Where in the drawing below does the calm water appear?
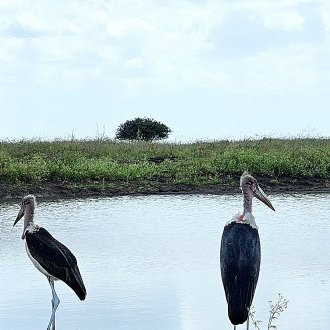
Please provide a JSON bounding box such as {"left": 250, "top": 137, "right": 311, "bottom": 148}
{"left": 0, "top": 193, "right": 329, "bottom": 330}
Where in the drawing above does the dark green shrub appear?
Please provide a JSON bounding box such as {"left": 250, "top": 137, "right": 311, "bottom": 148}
{"left": 115, "top": 117, "right": 171, "bottom": 141}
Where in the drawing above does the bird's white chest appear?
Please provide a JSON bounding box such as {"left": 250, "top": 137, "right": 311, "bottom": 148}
{"left": 25, "top": 240, "right": 58, "bottom": 281}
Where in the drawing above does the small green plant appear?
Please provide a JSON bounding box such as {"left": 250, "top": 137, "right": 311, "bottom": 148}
{"left": 268, "top": 294, "right": 289, "bottom": 329}
{"left": 249, "top": 306, "right": 262, "bottom": 330}
{"left": 249, "top": 294, "right": 289, "bottom": 329}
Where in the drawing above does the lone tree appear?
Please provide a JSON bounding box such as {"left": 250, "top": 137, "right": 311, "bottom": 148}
{"left": 115, "top": 117, "right": 171, "bottom": 141}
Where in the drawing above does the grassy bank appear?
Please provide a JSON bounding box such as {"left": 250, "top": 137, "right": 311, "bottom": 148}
{"left": 0, "top": 137, "right": 329, "bottom": 198}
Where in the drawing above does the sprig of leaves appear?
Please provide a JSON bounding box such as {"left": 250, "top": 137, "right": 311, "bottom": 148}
{"left": 268, "top": 294, "right": 289, "bottom": 329}
{"left": 249, "top": 305, "right": 262, "bottom": 330}
{"left": 249, "top": 293, "right": 288, "bottom": 330}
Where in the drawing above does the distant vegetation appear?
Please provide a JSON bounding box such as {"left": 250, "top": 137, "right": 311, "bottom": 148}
{"left": 0, "top": 137, "right": 329, "bottom": 197}
{"left": 115, "top": 117, "right": 171, "bottom": 141}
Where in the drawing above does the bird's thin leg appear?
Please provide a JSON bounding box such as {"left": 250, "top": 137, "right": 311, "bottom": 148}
{"left": 47, "top": 277, "right": 60, "bottom": 330}
{"left": 234, "top": 325, "right": 236, "bottom": 330}
{"left": 49, "top": 298, "right": 56, "bottom": 330}
{"left": 246, "top": 314, "right": 249, "bottom": 330}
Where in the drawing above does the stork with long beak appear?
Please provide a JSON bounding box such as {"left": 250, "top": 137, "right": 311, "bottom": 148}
{"left": 13, "top": 195, "right": 86, "bottom": 330}
{"left": 220, "top": 172, "right": 275, "bottom": 329}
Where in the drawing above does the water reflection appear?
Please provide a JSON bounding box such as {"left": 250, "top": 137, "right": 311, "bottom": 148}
{"left": 0, "top": 193, "right": 329, "bottom": 329}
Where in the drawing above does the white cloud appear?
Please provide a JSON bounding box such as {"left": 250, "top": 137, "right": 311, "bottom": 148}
{"left": 125, "top": 58, "right": 146, "bottom": 70}
{"left": 0, "top": 0, "right": 326, "bottom": 94}
{"left": 0, "top": 0, "right": 329, "bottom": 140}
{"left": 261, "top": 11, "right": 305, "bottom": 31}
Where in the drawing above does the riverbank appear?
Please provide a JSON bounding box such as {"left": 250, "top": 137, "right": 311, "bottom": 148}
{"left": 0, "top": 138, "right": 329, "bottom": 199}
{"left": 0, "top": 176, "right": 329, "bottom": 200}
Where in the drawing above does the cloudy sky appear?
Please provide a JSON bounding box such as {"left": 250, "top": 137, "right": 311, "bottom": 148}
{"left": 0, "top": 0, "right": 329, "bottom": 141}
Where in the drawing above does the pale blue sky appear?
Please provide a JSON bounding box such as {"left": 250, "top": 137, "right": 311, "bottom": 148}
{"left": 0, "top": 0, "right": 329, "bottom": 142}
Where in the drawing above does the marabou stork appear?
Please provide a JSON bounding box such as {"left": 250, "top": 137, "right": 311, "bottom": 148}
{"left": 220, "top": 172, "right": 275, "bottom": 329}
{"left": 13, "top": 195, "right": 86, "bottom": 330}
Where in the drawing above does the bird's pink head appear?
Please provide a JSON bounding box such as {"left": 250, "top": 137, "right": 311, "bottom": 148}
{"left": 240, "top": 172, "right": 275, "bottom": 213}
{"left": 13, "top": 194, "right": 37, "bottom": 239}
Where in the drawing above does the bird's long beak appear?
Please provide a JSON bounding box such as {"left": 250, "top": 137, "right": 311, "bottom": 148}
{"left": 253, "top": 185, "right": 275, "bottom": 211}
{"left": 13, "top": 205, "right": 24, "bottom": 227}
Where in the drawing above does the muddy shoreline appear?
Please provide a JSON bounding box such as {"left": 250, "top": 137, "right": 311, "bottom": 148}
{"left": 1, "top": 176, "right": 329, "bottom": 200}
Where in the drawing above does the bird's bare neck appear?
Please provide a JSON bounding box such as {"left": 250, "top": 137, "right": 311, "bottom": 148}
{"left": 23, "top": 206, "right": 35, "bottom": 238}
{"left": 25, "top": 207, "right": 35, "bottom": 223}
{"left": 243, "top": 189, "right": 253, "bottom": 214}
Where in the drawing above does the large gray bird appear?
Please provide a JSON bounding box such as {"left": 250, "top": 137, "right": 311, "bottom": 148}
{"left": 13, "top": 195, "right": 86, "bottom": 330}
{"left": 220, "top": 172, "right": 275, "bottom": 329}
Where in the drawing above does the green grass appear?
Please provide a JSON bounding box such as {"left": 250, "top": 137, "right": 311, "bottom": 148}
{"left": 0, "top": 137, "right": 329, "bottom": 194}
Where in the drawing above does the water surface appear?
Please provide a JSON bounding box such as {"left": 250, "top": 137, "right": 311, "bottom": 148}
{"left": 0, "top": 193, "right": 329, "bottom": 329}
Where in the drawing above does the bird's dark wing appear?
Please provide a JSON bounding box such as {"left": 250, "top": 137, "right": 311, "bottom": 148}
{"left": 26, "top": 227, "right": 86, "bottom": 300}
{"left": 220, "top": 222, "right": 260, "bottom": 325}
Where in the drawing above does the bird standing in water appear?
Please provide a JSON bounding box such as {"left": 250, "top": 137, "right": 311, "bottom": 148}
{"left": 13, "top": 195, "right": 86, "bottom": 330}
{"left": 220, "top": 172, "right": 275, "bottom": 329}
